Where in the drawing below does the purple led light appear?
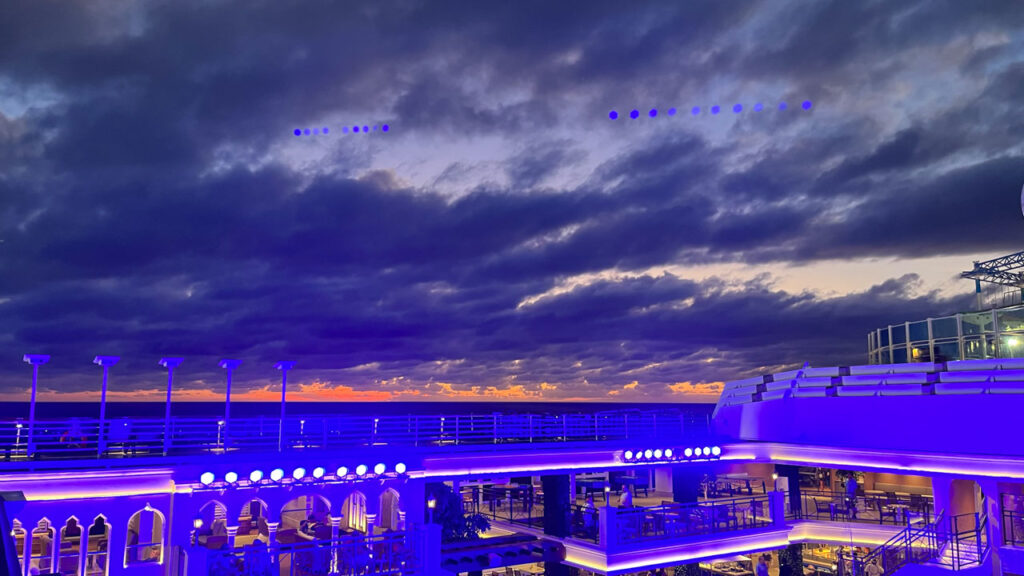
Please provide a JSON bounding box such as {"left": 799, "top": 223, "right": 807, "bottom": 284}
{"left": 323, "top": 127, "right": 329, "bottom": 134}
{"left": 649, "top": 108, "right": 658, "bottom": 118}
{"left": 353, "top": 126, "right": 359, "bottom": 133}
{"left": 711, "top": 105, "right": 720, "bottom": 115}
{"left": 313, "top": 128, "right": 319, "bottom": 134}
{"left": 802, "top": 100, "right": 813, "bottom": 110}
{"left": 362, "top": 126, "right": 368, "bottom": 132}
{"left": 293, "top": 129, "right": 301, "bottom": 136}
{"left": 343, "top": 126, "right": 349, "bottom": 133}
{"left": 779, "top": 102, "right": 787, "bottom": 110}
{"left": 733, "top": 104, "right": 742, "bottom": 113}
{"left": 691, "top": 106, "right": 701, "bottom": 115}
{"left": 303, "top": 129, "right": 310, "bottom": 135}
{"left": 382, "top": 124, "right": 389, "bottom": 132}
{"left": 609, "top": 110, "right": 619, "bottom": 120}
{"left": 754, "top": 102, "right": 763, "bottom": 112}
{"left": 668, "top": 107, "right": 677, "bottom": 116}
{"left": 630, "top": 109, "right": 639, "bottom": 119}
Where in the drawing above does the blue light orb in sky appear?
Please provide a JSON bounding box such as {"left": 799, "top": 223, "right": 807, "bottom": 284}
{"left": 733, "top": 104, "right": 743, "bottom": 113}
{"left": 609, "top": 110, "right": 618, "bottom": 120}
{"left": 802, "top": 100, "right": 813, "bottom": 110}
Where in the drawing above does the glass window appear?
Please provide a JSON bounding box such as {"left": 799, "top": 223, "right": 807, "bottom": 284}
{"left": 880, "top": 329, "right": 890, "bottom": 347}
{"left": 892, "top": 325, "right": 907, "bottom": 345}
{"left": 999, "top": 334, "right": 1024, "bottom": 358}
{"left": 909, "top": 321, "right": 929, "bottom": 342}
{"left": 880, "top": 349, "right": 891, "bottom": 364}
{"left": 998, "top": 308, "right": 1024, "bottom": 332}
{"left": 911, "top": 345, "right": 931, "bottom": 362}
{"left": 931, "top": 317, "right": 958, "bottom": 340}
{"left": 962, "top": 312, "right": 993, "bottom": 335}
{"left": 932, "top": 341, "right": 961, "bottom": 362}
{"left": 893, "top": 348, "right": 908, "bottom": 363}
{"left": 963, "top": 338, "right": 986, "bottom": 360}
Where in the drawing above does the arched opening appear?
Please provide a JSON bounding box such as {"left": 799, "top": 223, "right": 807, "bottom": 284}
{"left": 11, "top": 519, "right": 25, "bottom": 576}
{"left": 58, "top": 516, "right": 83, "bottom": 575}
{"left": 85, "top": 516, "right": 110, "bottom": 575}
{"left": 342, "top": 491, "right": 367, "bottom": 533}
{"left": 380, "top": 488, "right": 401, "bottom": 531}
{"left": 124, "top": 506, "right": 164, "bottom": 566}
{"left": 28, "top": 519, "right": 54, "bottom": 575}
{"left": 195, "top": 500, "right": 228, "bottom": 549}
{"left": 236, "top": 499, "right": 270, "bottom": 548}
{"left": 279, "top": 495, "right": 331, "bottom": 542}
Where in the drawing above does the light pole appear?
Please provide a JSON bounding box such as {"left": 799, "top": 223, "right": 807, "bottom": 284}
{"left": 158, "top": 358, "right": 183, "bottom": 455}
{"left": 427, "top": 498, "right": 436, "bottom": 524}
{"left": 218, "top": 359, "right": 242, "bottom": 450}
{"left": 274, "top": 361, "right": 295, "bottom": 452}
{"left": 93, "top": 356, "right": 120, "bottom": 454}
{"left": 22, "top": 354, "right": 50, "bottom": 456}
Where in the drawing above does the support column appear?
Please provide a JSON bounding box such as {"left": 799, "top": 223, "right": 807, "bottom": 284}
{"left": 21, "top": 528, "right": 31, "bottom": 576}
{"left": 329, "top": 516, "right": 341, "bottom": 573}
{"left": 776, "top": 464, "right": 802, "bottom": 516}
{"left": 226, "top": 525, "right": 238, "bottom": 549}
{"left": 366, "top": 513, "right": 377, "bottom": 536}
{"left": 778, "top": 543, "right": 804, "bottom": 576}
{"left": 672, "top": 464, "right": 704, "bottom": 503}
{"left": 77, "top": 526, "right": 88, "bottom": 576}
{"left": 978, "top": 479, "right": 1002, "bottom": 576}
{"left": 274, "top": 361, "right": 295, "bottom": 452}
{"left": 218, "top": 359, "right": 242, "bottom": 450}
{"left": 542, "top": 474, "right": 571, "bottom": 576}
{"left": 49, "top": 526, "right": 60, "bottom": 575}
{"left": 266, "top": 522, "right": 279, "bottom": 564}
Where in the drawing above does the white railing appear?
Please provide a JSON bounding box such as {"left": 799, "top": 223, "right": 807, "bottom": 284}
{"left": 0, "top": 408, "right": 708, "bottom": 461}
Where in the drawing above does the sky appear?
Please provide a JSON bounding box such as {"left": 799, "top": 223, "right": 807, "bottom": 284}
{"left": 1, "top": 0, "right": 1024, "bottom": 404}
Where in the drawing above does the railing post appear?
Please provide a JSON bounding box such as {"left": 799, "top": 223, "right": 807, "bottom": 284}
{"left": 414, "top": 416, "right": 419, "bottom": 447}
{"left": 623, "top": 413, "right": 628, "bottom": 439}
{"left": 455, "top": 416, "right": 460, "bottom": 445}
{"left": 528, "top": 415, "right": 533, "bottom": 443}
{"left": 493, "top": 413, "right": 498, "bottom": 444}
{"left": 563, "top": 414, "right": 568, "bottom": 441}
{"left": 593, "top": 413, "right": 599, "bottom": 441}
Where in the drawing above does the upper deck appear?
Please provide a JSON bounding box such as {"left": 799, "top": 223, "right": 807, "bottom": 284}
{"left": 0, "top": 407, "right": 714, "bottom": 472}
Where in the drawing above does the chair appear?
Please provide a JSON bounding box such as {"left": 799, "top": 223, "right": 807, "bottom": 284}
{"left": 875, "top": 499, "right": 898, "bottom": 524}
{"left": 813, "top": 499, "right": 832, "bottom": 520}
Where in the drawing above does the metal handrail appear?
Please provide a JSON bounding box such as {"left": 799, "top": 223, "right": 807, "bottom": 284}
{"left": 0, "top": 408, "right": 709, "bottom": 461}
{"left": 612, "top": 494, "right": 775, "bottom": 545}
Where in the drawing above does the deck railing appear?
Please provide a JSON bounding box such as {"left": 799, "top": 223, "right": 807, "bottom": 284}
{"left": 0, "top": 408, "right": 709, "bottom": 461}
{"left": 609, "top": 493, "right": 776, "bottom": 546}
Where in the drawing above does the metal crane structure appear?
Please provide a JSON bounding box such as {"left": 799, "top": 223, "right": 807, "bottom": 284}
{"left": 961, "top": 249, "right": 1024, "bottom": 310}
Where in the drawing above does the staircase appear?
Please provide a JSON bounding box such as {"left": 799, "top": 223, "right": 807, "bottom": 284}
{"left": 838, "top": 512, "right": 989, "bottom": 576}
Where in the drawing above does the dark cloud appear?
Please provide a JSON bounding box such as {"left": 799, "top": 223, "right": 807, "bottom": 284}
{"left": 0, "top": 0, "right": 1022, "bottom": 400}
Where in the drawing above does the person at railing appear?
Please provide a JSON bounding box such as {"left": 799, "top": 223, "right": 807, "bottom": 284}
{"left": 845, "top": 476, "right": 859, "bottom": 520}
{"left": 864, "top": 559, "right": 881, "bottom": 576}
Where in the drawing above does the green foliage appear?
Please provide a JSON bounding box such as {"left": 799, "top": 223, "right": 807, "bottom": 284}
{"left": 426, "top": 483, "right": 491, "bottom": 543}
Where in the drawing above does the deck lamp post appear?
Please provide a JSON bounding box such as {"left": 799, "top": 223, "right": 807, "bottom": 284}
{"left": 772, "top": 472, "right": 779, "bottom": 491}
{"left": 93, "top": 356, "right": 120, "bottom": 454}
{"left": 604, "top": 485, "right": 611, "bottom": 506}
{"left": 191, "top": 515, "right": 203, "bottom": 546}
{"left": 427, "top": 498, "right": 436, "bottom": 523}
{"left": 158, "top": 358, "right": 184, "bottom": 455}
{"left": 219, "top": 359, "right": 242, "bottom": 450}
{"left": 274, "top": 361, "right": 295, "bottom": 451}
{"left": 22, "top": 354, "right": 50, "bottom": 456}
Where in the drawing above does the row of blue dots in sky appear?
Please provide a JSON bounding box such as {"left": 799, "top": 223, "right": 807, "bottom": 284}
{"left": 609, "top": 101, "right": 812, "bottom": 120}
{"left": 293, "top": 124, "right": 390, "bottom": 136}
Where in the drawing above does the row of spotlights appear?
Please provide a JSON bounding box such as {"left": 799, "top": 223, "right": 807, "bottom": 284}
{"left": 622, "top": 446, "right": 721, "bottom": 462}
{"left": 199, "top": 462, "right": 408, "bottom": 486}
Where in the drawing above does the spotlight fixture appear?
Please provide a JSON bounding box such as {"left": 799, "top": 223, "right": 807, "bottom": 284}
{"left": 665, "top": 448, "right": 674, "bottom": 458}
{"left": 224, "top": 471, "right": 238, "bottom": 484}
{"left": 654, "top": 449, "right": 663, "bottom": 459}
{"left": 336, "top": 466, "right": 348, "bottom": 477}
{"left": 249, "top": 470, "right": 264, "bottom": 483}
{"left": 702, "top": 446, "right": 711, "bottom": 456}
{"left": 624, "top": 450, "right": 634, "bottom": 460}
{"left": 356, "top": 464, "right": 368, "bottom": 476}
{"left": 270, "top": 468, "right": 285, "bottom": 482}
{"left": 374, "top": 463, "right": 386, "bottom": 475}
{"left": 312, "top": 467, "right": 325, "bottom": 479}
{"left": 644, "top": 449, "right": 653, "bottom": 459}
{"left": 711, "top": 446, "right": 721, "bottom": 456}
{"left": 395, "top": 463, "right": 407, "bottom": 474}
{"left": 200, "top": 472, "right": 215, "bottom": 485}
{"left": 292, "top": 467, "right": 306, "bottom": 480}
{"left": 684, "top": 448, "right": 693, "bottom": 458}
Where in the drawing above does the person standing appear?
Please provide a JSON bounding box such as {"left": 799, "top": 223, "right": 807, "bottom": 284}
{"left": 757, "top": 555, "right": 770, "bottom": 576}
{"left": 845, "top": 474, "right": 859, "bottom": 520}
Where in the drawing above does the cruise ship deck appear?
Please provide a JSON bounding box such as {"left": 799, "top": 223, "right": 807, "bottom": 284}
{"left": 1, "top": 357, "right": 1022, "bottom": 576}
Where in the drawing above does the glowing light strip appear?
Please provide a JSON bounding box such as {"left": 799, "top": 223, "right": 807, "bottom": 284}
{"left": 415, "top": 453, "right": 748, "bottom": 479}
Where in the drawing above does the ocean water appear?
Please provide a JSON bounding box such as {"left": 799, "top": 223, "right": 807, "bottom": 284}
{"left": 0, "top": 401, "right": 714, "bottom": 420}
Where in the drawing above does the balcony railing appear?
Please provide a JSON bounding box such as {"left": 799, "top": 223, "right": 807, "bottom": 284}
{"left": 786, "top": 490, "right": 933, "bottom": 526}
{"left": 201, "top": 531, "right": 417, "bottom": 576}
{"left": 609, "top": 494, "right": 777, "bottom": 547}
{"left": 0, "top": 408, "right": 709, "bottom": 461}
